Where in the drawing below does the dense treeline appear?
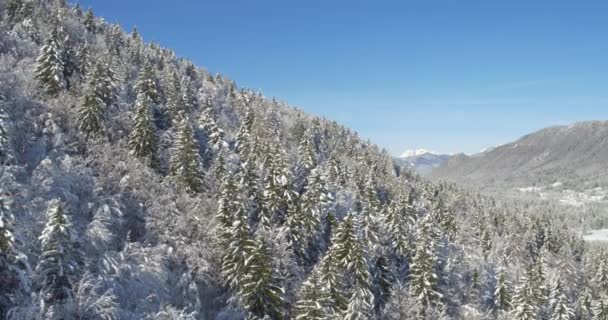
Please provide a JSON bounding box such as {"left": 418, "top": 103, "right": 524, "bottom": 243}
{"left": 0, "top": 1, "right": 606, "bottom": 319}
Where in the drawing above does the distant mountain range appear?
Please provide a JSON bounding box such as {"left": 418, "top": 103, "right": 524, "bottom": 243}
{"left": 395, "top": 149, "right": 452, "bottom": 174}
{"left": 430, "top": 121, "right": 608, "bottom": 191}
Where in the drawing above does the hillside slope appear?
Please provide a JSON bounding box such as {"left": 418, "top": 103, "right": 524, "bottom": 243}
{"left": 0, "top": 1, "right": 604, "bottom": 320}
{"left": 431, "top": 121, "right": 608, "bottom": 191}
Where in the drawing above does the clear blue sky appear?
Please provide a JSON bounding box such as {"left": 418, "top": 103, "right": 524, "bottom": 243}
{"left": 77, "top": 0, "right": 608, "bottom": 155}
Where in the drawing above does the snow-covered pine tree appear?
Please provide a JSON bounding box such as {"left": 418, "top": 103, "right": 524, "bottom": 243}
{"left": 235, "top": 107, "right": 255, "bottom": 157}
{"left": 359, "top": 173, "right": 382, "bottom": 253}
{"left": 594, "top": 297, "right": 608, "bottom": 320}
{"left": 595, "top": 252, "right": 608, "bottom": 294}
{"left": 550, "top": 278, "right": 573, "bottom": 320}
{"left": 165, "top": 71, "right": 185, "bottom": 120}
{"left": 333, "top": 213, "right": 374, "bottom": 319}
{"left": 36, "top": 199, "right": 81, "bottom": 320}
{"left": 0, "top": 96, "right": 14, "bottom": 165}
{"left": 293, "top": 270, "right": 329, "bottom": 320}
{"left": 213, "top": 151, "right": 227, "bottom": 182}
{"left": 240, "top": 237, "right": 285, "bottom": 319}
{"left": 299, "top": 169, "right": 331, "bottom": 246}
{"left": 318, "top": 247, "right": 347, "bottom": 314}
{"left": 298, "top": 130, "right": 317, "bottom": 172}
{"left": 221, "top": 205, "right": 255, "bottom": 290}
{"left": 77, "top": 62, "right": 108, "bottom": 139}
{"left": 83, "top": 8, "right": 96, "bottom": 33}
{"left": 0, "top": 192, "right": 27, "bottom": 318}
{"left": 215, "top": 173, "right": 237, "bottom": 249}
{"left": 198, "top": 105, "right": 224, "bottom": 149}
{"left": 511, "top": 274, "right": 537, "bottom": 320}
{"left": 128, "top": 91, "right": 158, "bottom": 167}
{"left": 135, "top": 62, "right": 160, "bottom": 104}
{"left": 385, "top": 192, "right": 414, "bottom": 258}
{"left": 494, "top": 265, "right": 512, "bottom": 312}
{"left": 409, "top": 212, "right": 441, "bottom": 315}
{"left": 35, "top": 26, "right": 66, "bottom": 96}
{"left": 169, "top": 115, "right": 204, "bottom": 193}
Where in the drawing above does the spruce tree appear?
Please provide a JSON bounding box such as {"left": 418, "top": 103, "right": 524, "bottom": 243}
{"left": 495, "top": 265, "right": 512, "bottom": 312}
{"left": 550, "top": 279, "right": 573, "bottom": 320}
{"left": 36, "top": 199, "right": 81, "bottom": 320}
{"left": 35, "top": 27, "right": 66, "bottom": 96}
{"left": 410, "top": 213, "right": 441, "bottom": 313}
{"left": 298, "top": 131, "right": 317, "bottom": 172}
{"left": 169, "top": 115, "right": 204, "bottom": 193}
{"left": 77, "top": 63, "right": 108, "bottom": 139}
{"left": 135, "top": 63, "right": 160, "bottom": 103}
{"left": 221, "top": 205, "right": 254, "bottom": 290}
{"left": 318, "top": 248, "right": 347, "bottom": 313}
{"left": 216, "top": 173, "right": 237, "bottom": 249}
{"left": 83, "top": 8, "right": 96, "bottom": 33}
{"left": 0, "top": 192, "right": 26, "bottom": 318}
{"left": 128, "top": 92, "right": 158, "bottom": 167}
{"left": 333, "top": 213, "right": 374, "bottom": 319}
{"left": 595, "top": 297, "right": 608, "bottom": 320}
{"left": 511, "top": 274, "right": 537, "bottom": 320}
{"left": 293, "top": 271, "right": 329, "bottom": 320}
{"left": 0, "top": 97, "right": 13, "bottom": 165}
{"left": 165, "top": 71, "right": 185, "bottom": 119}
{"left": 299, "top": 169, "right": 331, "bottom": 245}
{"left": 240, "top": 237, "right": 285, "bottom": 319}
{"left": 385, "top": 193, "right": 414, "bottom": 258}
{"left": 198, "top": 105, "right": 224, "bottom": 149}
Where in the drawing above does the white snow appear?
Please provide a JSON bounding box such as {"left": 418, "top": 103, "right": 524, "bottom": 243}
{"left": 582, "top": 229, "right": 608, "bottom": 242}
{"left": 400, "top": 148, "right": 435, "bottom": 158}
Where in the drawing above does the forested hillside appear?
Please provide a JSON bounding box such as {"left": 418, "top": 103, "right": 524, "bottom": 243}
{"left": 0, "top": 1, "right": 606, "bottom": 319}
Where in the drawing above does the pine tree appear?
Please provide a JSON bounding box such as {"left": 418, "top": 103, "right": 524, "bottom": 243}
{"left": 128, "top": 92, "right": 158, "bottom": 167}
{"left": 318, "top": 248, "right": 347, "bottom": 313}
{"left": 596, "top": 253, "right": 608, "bottom": 294}
{"left": 77, "top": 63, "right": 108, "bottom": 139}
{"left": 293, "top": 271, "right": 329, "bottom": 320}
{"left": 240, "top": 237, "right": 285, "bottom": 319}
{"left": 494, "top": 265, "right": 512, "bottom": 312}
{"left": 299, "top": 169, "right": 331, "bottom": 245}
{"left": 165, "top": 71, "right": 185, "bottom": 119}
{"left": 83, "top": 8, "right": 96, "bottom": 33}
{"left": 235, "top": 107, "right": 255, "bottom": 157}
{"left": 221, "top": 205, "right": 254, "bottom": 290}
{"left": 0, "top": 97, "right": 13, "bottom": 165}
{"left": 550, "top": 279, "right": 573, "bottom": 320}
{"left": 410, "top": 213, "right": 441, "bottom": 313}
{"left": 135, "top": 63, "right": 159, "bottom": 103}
{"left": 359, "top": 174, "right": 382, "bottom": 252}
{"left": 333, "top": 213, "right": 374, "bottom": 319}
{"left": 385, "top": 193, "right": 414, "bottom": 257}
{"left": 169, "top": 115, "right": 204, "bottom": 193}
{"left": 298, "top": 130, "right": 317, "bottom": 171}
{"left": 35, "top": 27, "right": 66, "bottom": 96}
{"left": 36, "top": 199, "right": 81, "bottom": 320}
{"left": 594, "top": 297, "right": 608, "bottom": 320}
{"left": 213, "top": 151, "right": 227, "bottom": 182}
{"left": 511, "top": 274, "right": 537, "bottom": 320}
{"left": 215, "top": 173, "right": 237, "bottom": 248}
{"left": 0, "top": 192, "right": 27, "bottom": 318}
{"left": 198, "top": 106, "right": 224, "bottom": 149}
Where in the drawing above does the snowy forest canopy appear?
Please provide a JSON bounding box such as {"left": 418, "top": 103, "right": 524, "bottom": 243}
{"left": 0, "top": 1, "right": 607, "bottom": 319}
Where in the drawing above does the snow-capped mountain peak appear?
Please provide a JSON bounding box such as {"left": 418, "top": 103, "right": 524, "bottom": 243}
{"left": 396, "top": 148, "right": 452, "bottom": 174}
{"left": 400, "top": 148, "right": 435, "bottom": 158}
